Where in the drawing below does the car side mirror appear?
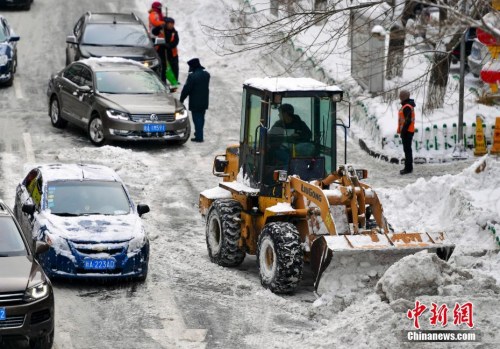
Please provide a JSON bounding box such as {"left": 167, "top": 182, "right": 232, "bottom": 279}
{"left": 137, "top": 204, "right": 150, "bottom": 217}
{"left": 9, "top": 35, "right": 20, "bottom": 42}
{"left": 22, "top": 203, "right": 36, "bottom": 216}
{"left": 78, "top": 85, "right": 91, "bottom": 93}
{"left": 66, "top": 35, "right": 77, "bottom": 44}
{"left": 154, "top": 37, "right": 165, "bottom": 46}
{"left": 35, "top": 241, "right": 49, "bottom": 255}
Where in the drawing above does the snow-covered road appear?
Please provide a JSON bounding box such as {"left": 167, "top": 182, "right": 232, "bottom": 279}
{"left": 0, "top": 0, "right": 498, "bottom": 348}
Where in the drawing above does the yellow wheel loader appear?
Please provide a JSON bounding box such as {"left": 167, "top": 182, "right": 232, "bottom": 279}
{"left": 199, "top": 78, "right": 454, "bottom": 294}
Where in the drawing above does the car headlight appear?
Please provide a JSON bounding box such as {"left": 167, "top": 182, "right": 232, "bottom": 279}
{"left": 106, "top": 109, "right": 130, "bottom": 121}
{"left": 175, "top": 109, "right": 188, "bottom": 120}
{"left": 0, "top": 55, "right": 9, "bottom": 66}
{"left": 128, "top": 233, "right": 147, "bottom": 253}
{"left": 143, "top": 59, "right": 159, "bottom": 68}
{"left": 24, "top": 282, "right": 49, "bottom": 302}
{"left": 44, "top": 232, "right": 71, "bottom": 252}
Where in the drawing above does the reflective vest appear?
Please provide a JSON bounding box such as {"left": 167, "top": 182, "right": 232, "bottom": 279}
{"left": 148, "top": 11, "right": 165, "bottom": 38}
{"left": 168, "top": 32, "right": 178, "bottom": 57}
{"left": 398, "top": 104, "right": 415, "bottom": 133}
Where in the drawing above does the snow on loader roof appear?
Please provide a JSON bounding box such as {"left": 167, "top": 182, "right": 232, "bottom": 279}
{"left": 244, "top": 77, "right": 342, "bottom": 92}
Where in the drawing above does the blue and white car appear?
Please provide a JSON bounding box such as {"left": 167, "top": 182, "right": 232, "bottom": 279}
{"left": 13, "top": 164, "right": 150, "bottom": 281}
{"left": 0, "top": 16, "right": 20, "bottom": 86}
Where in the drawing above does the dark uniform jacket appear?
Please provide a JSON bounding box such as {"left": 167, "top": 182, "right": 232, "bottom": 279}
{"left": 180, "top": 67, "right": 210, "bottom": 112}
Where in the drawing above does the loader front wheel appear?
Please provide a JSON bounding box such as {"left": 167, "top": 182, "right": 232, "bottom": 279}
{"left": 257, "top": 222, "right": 303, "bottom": 294}
{"left": 206, "top": 199, "right": 246, "bottom": 267}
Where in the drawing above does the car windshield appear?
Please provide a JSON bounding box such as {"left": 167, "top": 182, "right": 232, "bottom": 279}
{"left": 95, "top": 70, "right": 166, "bottom": 94}
{"left": 0, "top": 217, "right": 27, "bottom": 257}
{"left": 47, "top": 181, "right": 131, "bottom": 216}
{"left": 82, "top": 24, "right": 151, "bottom": 47}
{"left": 0, "top": 25, "right": 7, "bottom": 42}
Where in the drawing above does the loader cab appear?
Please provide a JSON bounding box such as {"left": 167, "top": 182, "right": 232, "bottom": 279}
{"left": 239, "top": 78, "right": 344, "bottom": 197}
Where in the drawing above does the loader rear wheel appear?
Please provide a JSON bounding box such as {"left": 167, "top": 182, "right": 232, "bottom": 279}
{"left": 206, "top": 199, "right": 246, "bottom": 267}
{"left": 257, "top": 222, "right": 303, "bottom": 294}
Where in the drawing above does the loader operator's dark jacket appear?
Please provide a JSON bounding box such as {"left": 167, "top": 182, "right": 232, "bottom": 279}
{"left": 271, "top": 114, "right": 312, "bottom": 143}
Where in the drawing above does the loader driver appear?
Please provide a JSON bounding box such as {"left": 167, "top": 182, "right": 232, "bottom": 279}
{"left": 268, "top": 103, "right": 314, "bottom": 165}
{"left": 270, "top": 104, "right": 312, "bottom": 142}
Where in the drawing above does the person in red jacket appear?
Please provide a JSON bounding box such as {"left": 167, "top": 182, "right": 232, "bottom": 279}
{"left": 148, "top": 1, "right": 167, "bottom": 83}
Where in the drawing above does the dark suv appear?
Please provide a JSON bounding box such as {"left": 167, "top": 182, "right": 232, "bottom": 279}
{"left": 0, "top": 200, "right": 54, "bottom": 349}
{"left": 65, "top": 12, "right": 161, "bottom": 76}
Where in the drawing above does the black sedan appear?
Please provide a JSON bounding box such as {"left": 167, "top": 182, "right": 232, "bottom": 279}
{"left": 0, "top": 0, "right": 33, "bottom": 11}
{"left": 0, "top": 16, "right": 20, "bottom": 86}
{"left": 47, "top": 58, "right": 190, "bottom": 145}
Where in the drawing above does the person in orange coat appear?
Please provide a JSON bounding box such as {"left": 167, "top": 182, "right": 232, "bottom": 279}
{"left": 148, "top": 1, "right": 167, "bottom": 83}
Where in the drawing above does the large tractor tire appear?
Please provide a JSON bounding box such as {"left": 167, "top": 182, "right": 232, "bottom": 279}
{"left": 257, "top": 222, "right": 303, "bottom": 294}
{"left": 206, "top": 199, "right": 245, "bottom": 267}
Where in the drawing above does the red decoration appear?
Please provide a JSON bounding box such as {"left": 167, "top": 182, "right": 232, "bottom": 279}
{"left": 480, "top": 61, "right": 500, "bottom": 83}
{"left": 477, "top": 28, "right": 500, "bottom": 46}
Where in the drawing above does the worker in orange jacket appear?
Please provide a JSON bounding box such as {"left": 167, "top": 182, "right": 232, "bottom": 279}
{"left": 397, "top": 90, "right": 416, "bottom": 175}
{"left": 148, "top": 1, "right": 167, "bottom": 83}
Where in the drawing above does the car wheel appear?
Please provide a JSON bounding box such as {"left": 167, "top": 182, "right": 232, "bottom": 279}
{"left": 50, "top": 97, "right": 68, "bottom": 129}
{"left": 23, "top": 2, "right": 31, "bottom": 10}
{"left": 12, "top": 56, "right": 17, "bottom": 74}
{"left": 65, "top": 49, "right": 71, "bottom": 66}
{"left": 136, "top": 265, "right": 148, "bottom": 282}
{"left": 30, "top": 330, "right": 54, "bottom": 349}
{"left": 88, "top": 114, "right": 107, "bottom": 146}
{"left": 5, "top": 74, "right": 14, "bottom": 87}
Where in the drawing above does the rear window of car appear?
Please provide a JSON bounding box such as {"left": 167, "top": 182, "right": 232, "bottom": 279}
{"left": 82, "top": 24, "right": 151, "bottom": 47}
{"left": 0, "top": 217, "right": 27, "bottom": 256}
{"left": 46, "top": 181, "right": 131, "bottom": 216}
{"left": 95, "top": 70, "right": 166, "bottom": 94}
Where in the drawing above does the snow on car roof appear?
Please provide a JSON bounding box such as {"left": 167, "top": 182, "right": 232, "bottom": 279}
{"left": 244, "top": 77, "right": 342, "bottom": 92}
{"left": 36, "top": 164, "right": 122, "bottom": 183}
{"left": 80, "top": 57, "right": 146, "bottom": 70}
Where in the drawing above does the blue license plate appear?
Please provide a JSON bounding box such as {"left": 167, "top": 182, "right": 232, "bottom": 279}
{"left": 83, "top": 259, "right": 116, "bottom": 270}
{"left": 0, "top": 308, "right": 5, "bottom": 321}
{"left": 143, "top": 124, "right": 166, "bottom": 132}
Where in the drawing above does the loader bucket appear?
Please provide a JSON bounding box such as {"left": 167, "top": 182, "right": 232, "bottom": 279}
{"left": 310, "top": 232, "right": 455, "bottom": 295}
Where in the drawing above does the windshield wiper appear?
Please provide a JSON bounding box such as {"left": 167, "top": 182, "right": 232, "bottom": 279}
{"left": 53, "top": 212, "right": 79, "bottom": 217}
{"left": 0, "top": 254, "right": 11, "bottom": 257}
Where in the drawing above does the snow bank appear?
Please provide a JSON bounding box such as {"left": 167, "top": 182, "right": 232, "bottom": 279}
{"left": 380, "top": 155, "right": 500, "bottom": 253}
{"left": 375, "top": 252, "right": 472, "bottom": 303}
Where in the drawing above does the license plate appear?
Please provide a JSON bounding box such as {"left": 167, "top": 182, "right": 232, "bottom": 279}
{"left": 143, "top": 124, "right": 165, "bottom": 132}
{"left": 0, "top": 308, "right": 5, "bottom": 321}
{"left": 83, "top": 259, "right": 116, "bottom": 270}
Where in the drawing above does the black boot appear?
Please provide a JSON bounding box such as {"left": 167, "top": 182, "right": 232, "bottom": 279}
{"left": 400, "top": 168, "right": 413, "bottom": 175}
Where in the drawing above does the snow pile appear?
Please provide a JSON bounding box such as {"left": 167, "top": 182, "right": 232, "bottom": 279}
{"left": 380, "top": 155, "right": 500, "bottom": 252}
{"left": 376, "top": 252, "right": 471, "bottom": 302}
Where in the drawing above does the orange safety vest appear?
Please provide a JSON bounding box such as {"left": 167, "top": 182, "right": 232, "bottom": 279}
{"left": 148, "top": 10, "right": 165, "bottom": 38}
{"left": 168, "top": 32, "right": 178, "bottom": 57}
{"left": 398, "top": 104, "right": 415, "bottom": 133}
